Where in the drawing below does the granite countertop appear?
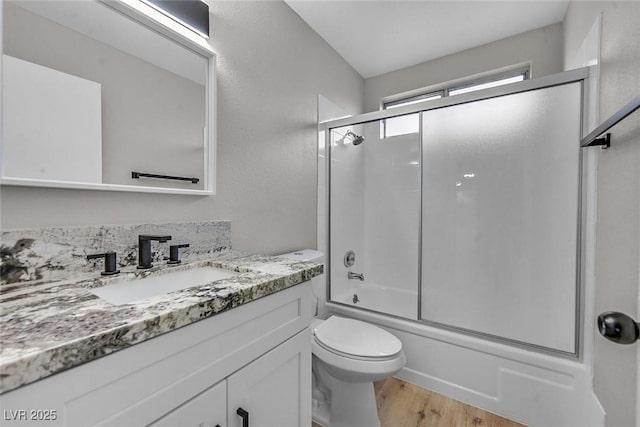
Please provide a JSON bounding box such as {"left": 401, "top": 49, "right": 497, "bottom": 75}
{"left": 0, "top": 251, "right": 323, "bottom": 394}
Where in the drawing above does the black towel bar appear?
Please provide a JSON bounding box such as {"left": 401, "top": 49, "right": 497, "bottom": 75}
{"left": 581, "top": 96, "right": 640, "bottom": 149}
{"left": 131, "top": 171, "right": 199, "bottom": 184}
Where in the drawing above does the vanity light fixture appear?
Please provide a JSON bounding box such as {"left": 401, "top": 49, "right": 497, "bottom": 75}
{"left": 142, "top": 0, "right": 210, "bottom": 38}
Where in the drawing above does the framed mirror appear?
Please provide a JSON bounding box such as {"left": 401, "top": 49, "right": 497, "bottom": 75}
{"left": 1, "top": 0, "right": 216, "bottom": 195}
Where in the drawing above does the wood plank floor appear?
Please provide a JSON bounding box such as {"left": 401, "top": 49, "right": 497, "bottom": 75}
{"left": 312, "top": 377, "right": 525, "bottom": 427}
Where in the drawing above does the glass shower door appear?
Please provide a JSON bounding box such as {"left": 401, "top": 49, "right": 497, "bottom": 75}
{"left": 329, "top": 118, "right": 420, "bottom": 319}
{"left": 420, "top": 82, "right": 582, "bottom": 353}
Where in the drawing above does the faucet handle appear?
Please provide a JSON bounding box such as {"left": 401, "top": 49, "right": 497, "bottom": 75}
{"left": 87, "top": 252, "right": 120, "bottom": 276}
{"left": 138, "top": 234, "right": 172, "bottom": 243}
{"left": 168, "top": 244, "right": 190, "bottom": 265}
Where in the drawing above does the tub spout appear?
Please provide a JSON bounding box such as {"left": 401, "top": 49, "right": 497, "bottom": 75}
{"left": 348, "top": 271, "right": 364, "bottom": 281}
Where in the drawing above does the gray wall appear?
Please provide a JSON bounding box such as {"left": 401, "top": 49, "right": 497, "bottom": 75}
{"left": 0, "top": 1, "right": 364, "bottom": 254}
{"left": 363, "top": 23, "right": 563, "bottom": 112}
{"left": 564, "top": 2, "right": 640, "bottom": 427}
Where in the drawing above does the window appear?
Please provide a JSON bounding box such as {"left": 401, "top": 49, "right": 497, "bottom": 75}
{"left": 448, "top": 73, "right": 528, "bottom": 96}
{"left": 382, "top": 91, "right": 442, "bottom": 138}
{"left": 381, "top": 67, "right": 529, "bottom": 137}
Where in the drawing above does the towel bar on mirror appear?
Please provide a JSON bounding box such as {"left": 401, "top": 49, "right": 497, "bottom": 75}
{"left": 131, "top": 171, "right": 199, "bottom": 184}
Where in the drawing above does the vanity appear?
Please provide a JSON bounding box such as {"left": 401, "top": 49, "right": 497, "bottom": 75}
{"left": 0, "top": 249, "right": 321, "bottom": 427}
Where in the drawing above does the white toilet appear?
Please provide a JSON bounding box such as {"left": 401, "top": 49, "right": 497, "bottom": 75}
{"left": 279, "top": 250, "right": 406, "bottom": 427}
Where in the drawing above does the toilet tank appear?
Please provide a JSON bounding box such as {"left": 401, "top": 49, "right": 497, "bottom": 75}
{"left": 278, "top": 249, "right": 324, "bottom": 264}
{"left": 278, "top": 250, "right": 325, "bottom": 315}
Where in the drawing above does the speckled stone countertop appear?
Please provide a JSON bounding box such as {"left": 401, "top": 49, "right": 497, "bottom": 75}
{"left": 0, "top": 251, "right": 322, "bottom": 394}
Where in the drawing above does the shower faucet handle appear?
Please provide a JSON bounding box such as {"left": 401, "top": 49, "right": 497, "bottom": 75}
{"left": 348, "top": 271, "right": 364, "bottom": 281}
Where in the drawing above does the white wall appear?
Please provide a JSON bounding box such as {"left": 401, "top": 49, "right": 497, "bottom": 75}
{"left": 363, "top": 23, "right": 564, "bottom": 112}
{"left": 0, "top": 1, "right": 365, "bottom": 255}
{"left": 564, "top": 3, "right": 640, "bottom": 427}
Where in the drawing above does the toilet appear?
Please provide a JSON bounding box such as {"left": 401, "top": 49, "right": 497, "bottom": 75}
{"left": 278, "top": 250, "right": 406, "bottom": 427}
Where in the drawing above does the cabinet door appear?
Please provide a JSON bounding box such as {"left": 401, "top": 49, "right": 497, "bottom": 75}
{"left": 150, "top": 380, "right": 226, "bottom": 427}
{"left": 227, "top": 329, "right": 311, "bottom": 427}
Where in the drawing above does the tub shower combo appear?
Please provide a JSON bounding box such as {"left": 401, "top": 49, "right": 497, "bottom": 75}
{"left": 319, "top": 68, "right": 611, "bottom": 425}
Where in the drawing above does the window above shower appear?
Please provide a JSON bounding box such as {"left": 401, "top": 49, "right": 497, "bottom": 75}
{"left": 381, "top": 66, "right": 530, "bottom": 138}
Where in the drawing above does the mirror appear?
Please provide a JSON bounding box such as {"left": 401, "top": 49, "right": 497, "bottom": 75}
{"left": 1, "top": 0, "right": 215, "bottom": 194}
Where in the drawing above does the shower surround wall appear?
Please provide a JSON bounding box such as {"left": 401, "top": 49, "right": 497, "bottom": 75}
{"left": 329, "top": 123, "right": 420, "bottom": 319}
{"left": 329, "top": 125, "right": 365, "bottom": 307}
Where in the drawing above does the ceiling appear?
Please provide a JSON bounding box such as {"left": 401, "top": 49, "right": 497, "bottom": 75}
{"left": 285, "top": 1, "right": 570, "bottom": 78}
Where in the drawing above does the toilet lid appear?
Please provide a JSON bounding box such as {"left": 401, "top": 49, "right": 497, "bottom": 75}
{"left": 313, "top": 316, "right": 402, "bottom": 358}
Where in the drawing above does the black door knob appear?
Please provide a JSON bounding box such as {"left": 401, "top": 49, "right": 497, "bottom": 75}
{"left": 597, "top": 311, "right": 640, "bottom": 344}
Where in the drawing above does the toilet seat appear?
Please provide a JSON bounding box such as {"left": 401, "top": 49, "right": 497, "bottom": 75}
{"left": 313, "top": 316, "right": 402, "bottom": 360}
{"left": 314, "top": 337, "right": 400, "bottom": 362}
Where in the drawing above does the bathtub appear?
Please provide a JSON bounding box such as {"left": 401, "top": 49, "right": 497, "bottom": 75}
{"left": 324, "top": 300, "right": 604, "bottom": 427}
{"left": 330, "top": 281, "right": 418, "bottom": 319}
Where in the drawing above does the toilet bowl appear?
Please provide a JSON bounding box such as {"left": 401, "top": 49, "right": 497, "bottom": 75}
{"left": 311, "top": 316, "right": 406, "bottom": 427}
{"left": 277, "top": 250, "right": 406, "bottom": 427}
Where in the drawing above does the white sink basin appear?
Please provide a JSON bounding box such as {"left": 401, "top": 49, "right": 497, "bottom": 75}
{"left": 89, "top": 266, "right": 238, "bottom": 305}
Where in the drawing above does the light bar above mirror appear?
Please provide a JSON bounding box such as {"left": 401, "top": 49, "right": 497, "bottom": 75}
{"left": 143, "top": 0, "right": 210, "bottom": 38}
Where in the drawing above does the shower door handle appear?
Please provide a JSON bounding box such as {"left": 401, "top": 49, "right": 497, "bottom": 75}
{"left": 597, "top": 311, "right": 640, "bottom": 344}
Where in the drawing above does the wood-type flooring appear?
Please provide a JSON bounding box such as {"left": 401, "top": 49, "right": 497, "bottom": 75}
{"left": 312, "top": 377, "right": 525, "bottom": 427}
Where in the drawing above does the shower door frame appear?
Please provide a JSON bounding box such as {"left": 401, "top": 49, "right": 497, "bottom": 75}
{"left": 320, "top": 66, "right": 595, "bottom": 359}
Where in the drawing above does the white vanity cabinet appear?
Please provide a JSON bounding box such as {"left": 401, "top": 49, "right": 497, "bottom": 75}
{"left": 150, "top": 380, "right": 226, "bottom": 427}
{"left": 227, "top": 330, "right": 310, "bottom": 427}
{"left": 0, "top": 283, "right": 312, "bottom": 427}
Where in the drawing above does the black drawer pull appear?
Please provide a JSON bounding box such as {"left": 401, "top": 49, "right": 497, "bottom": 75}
{"left": 236, "top": 407, "right": 249, "bottom": 427}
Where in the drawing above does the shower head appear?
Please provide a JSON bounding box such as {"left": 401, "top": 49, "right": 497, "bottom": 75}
{"left": 337, "top": 130, "right": 365, "bottom": 146}
{"left": 351, "top": 133, "right": 365, "bottom": 145}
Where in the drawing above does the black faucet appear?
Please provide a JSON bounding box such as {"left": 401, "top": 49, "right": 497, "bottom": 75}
{"left": 137, "top": 235, "right": 172, "bottom": 269}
